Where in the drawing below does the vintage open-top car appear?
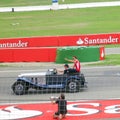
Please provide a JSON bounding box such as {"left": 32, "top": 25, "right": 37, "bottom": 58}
{"left": 11, "top": 69, "right": 87, "bottom": 95}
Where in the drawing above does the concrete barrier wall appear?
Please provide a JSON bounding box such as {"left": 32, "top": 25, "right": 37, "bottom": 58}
{"left": 0, "top": 48, "right": 57, "bottom": 62}
{"left": 55, "top": 46, "right": 105, "bottom": 63}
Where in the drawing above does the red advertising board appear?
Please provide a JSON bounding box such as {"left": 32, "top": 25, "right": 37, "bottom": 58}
{"left": 99, "top": 46, "right": 105, "bottom": 60}
{"left": 59, "top": 33, "right": 120, "bottom": 46}
{"left": 0, "top": 33, "right": 118, "bottom": 62}
{"left": 0, "top": 33, "right": 119, "bottom": 48}
{"left": 0, "top": 36, "right": 58, "bottom": 48}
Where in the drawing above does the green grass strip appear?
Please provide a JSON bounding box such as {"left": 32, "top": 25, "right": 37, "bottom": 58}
{"left": 0, "top": 6, "right": 120, "bottom": 38}
{"left": 85, "top": 54, "right": 120, "bottom": 66}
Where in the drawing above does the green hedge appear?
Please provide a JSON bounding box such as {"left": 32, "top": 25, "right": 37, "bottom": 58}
{"left": 55, "top": 46, "right": 100, "bottom": 63}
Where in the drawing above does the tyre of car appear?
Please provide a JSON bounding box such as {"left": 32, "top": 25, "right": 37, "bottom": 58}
{"left": 66, "top": 79, "right": 80, "bottom": 93}
{"left": 12, "top": 81, "right": 27, "bottom": 95}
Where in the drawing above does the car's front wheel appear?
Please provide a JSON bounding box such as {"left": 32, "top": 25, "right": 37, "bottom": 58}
{"left": 12, "top": 81, "right": 27, "bottom": 95}
{"left": 66, "top": 79, "right": 80, "bottom": 93}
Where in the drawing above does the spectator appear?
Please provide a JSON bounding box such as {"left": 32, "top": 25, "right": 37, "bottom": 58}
{"left": 51, "top": 93, "right": 67, "bottom": 120}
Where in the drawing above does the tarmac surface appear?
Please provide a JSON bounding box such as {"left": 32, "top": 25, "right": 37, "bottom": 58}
{"left": 105, "top": 47, "right": 120, "bottom": 55}
{"left": 0, "top": 47, "right": 120, "bottom": 104}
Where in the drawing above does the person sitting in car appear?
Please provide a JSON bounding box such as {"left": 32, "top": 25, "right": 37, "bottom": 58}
{"left": 59, "top": 64, "right": 78, "bottom": 75}
{"left": 65, "top": 56, "right": 81, "bottom": 73}
{"left": 63, "top": 64, "right": 70, "bottom": 74}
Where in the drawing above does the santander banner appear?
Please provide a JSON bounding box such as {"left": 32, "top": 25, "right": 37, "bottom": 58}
{"left": 76, "top": 34, "right": 119, "bottom": 46}
{"left": 0, "top": 33, "right": 119, "bottom": 48}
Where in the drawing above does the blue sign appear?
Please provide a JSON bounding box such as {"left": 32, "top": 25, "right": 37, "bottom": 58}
{"left": 52, "top": 0, "right": 58, "bottom": 3}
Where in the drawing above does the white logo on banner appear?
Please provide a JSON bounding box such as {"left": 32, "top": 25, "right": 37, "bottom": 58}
{"left": 0, "top": 106, "right": 42, "bottom": 120}
{"left": 76, "top": 38, "right": 84, "bottom": 45}
{"left": 101, "top": 49, "right": 104, "bottom": 58}
{"left": 76, "top": 36, "right": 119, "bottom": 45}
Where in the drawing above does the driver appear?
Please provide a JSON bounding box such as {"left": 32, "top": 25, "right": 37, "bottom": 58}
{"left": 58, "top": 64, "right": 76, "bottom": 74}
{"left": 63, "top": 64, "right": 70, "bottom": 74}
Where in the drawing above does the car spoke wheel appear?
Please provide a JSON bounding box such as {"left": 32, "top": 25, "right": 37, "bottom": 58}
{"left": 67, "top": 79, "right": 80, "bottom": 93}
{"left": 12, "top": 81, "right": 26, "bottom": 95}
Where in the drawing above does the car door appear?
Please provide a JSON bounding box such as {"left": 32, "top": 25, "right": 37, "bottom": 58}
{"left": 46, "top": 74, "right": 67, "bottom": 88}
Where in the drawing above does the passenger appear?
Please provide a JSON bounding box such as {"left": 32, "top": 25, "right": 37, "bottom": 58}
{"left": 65, "top": 56, "right": 81, "bottom": 73}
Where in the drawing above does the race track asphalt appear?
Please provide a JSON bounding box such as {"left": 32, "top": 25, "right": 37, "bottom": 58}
{"left": 0, "top": 48, "right": 120, "bottom": 103}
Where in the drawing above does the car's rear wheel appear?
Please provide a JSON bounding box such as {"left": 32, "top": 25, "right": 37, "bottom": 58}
{"left": 66, "top": 79, "right": 80, "bottom": 93}
{"left": 12, "top": 81, "right": 27, "bottom": 95}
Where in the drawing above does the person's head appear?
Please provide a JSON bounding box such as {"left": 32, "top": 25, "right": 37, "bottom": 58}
{"left": 64, "top": 64, "right": 69, "bottom": 70}
{"left": 59, "top": 93, "right": 65, "bottom": 99}
{"left": 73, "top": 56, "right": 77, "bottom": 59}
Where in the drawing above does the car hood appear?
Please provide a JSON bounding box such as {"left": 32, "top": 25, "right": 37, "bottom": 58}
{"left": 18, "top": 72, "right": 46, "bottom": 77}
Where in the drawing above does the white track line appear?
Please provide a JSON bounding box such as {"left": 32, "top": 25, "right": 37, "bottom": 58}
{"left": 0, "top": 1, "right": 120, "bottom": 12}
